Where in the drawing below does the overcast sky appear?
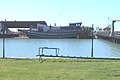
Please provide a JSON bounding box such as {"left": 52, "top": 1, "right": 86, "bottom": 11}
{"left": 0, "top": 0, "right": 120, "bottom": 30}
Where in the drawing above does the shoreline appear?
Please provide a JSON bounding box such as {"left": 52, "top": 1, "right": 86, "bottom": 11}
{"left": 1, "top": 56, "right": 120, "bottom": 60}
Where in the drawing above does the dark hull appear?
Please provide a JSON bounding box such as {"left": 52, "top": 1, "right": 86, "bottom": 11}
{"left": 28, "top": 34, "right": 77, "bottom": 39}
{"left": 0, "top": 34, "right": 19, "bottom": 38}
{"left": 26, "top": 31, "right": 78, "bottom": 39}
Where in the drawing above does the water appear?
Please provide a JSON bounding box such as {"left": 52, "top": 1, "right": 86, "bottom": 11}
{"left": 0, "top": 38, "right": 120, "bottom": 58}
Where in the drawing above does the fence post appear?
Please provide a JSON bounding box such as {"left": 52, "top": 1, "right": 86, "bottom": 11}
{"left": 91, "top": 24, "right": 94, "bottom": 57}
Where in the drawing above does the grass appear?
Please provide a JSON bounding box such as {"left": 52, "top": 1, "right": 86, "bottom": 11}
{"left": 0, "top": 58, "right": 120, "bottom": 80}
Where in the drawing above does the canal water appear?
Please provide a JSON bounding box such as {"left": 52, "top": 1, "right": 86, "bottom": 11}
{"left": 0, "top": 38, "right": 120, "bottom": 58}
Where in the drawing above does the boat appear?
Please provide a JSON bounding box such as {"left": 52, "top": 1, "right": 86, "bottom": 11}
{"left": 26, "top": 31, "right": 78, "bottom": 39}
{"left": 19, "top": 23, "right": 82, "bottom": 39}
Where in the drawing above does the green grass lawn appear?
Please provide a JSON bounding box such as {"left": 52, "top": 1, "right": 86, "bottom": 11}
{"left": 0, "top": 58, "right": 120, "bottom": 80}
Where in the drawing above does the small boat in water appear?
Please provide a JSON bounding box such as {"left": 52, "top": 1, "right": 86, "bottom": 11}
{"left": 19, "top": 22, "right": 82, "bottom": 39}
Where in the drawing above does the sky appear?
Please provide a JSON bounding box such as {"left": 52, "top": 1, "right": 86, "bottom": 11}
{"left": 0, "top": 0, "right": 120, "bottom": 30}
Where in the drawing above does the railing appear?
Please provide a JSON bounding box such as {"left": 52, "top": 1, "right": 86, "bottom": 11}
{"left": 36, "top": 47, "right": 60, "bottom": 61}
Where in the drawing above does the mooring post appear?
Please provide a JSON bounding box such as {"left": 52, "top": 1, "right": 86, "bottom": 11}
{"left": 38, "top": 48, "right": 41, "bottom": 61}
{"left": 91, "top": 24, "right": 94, "bottom": 57}
{"left": 2, "top": 21, "right": 5, "bottom": 58}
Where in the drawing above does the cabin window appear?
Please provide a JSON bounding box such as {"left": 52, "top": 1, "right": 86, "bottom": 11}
{"left": 38, "top": 27, "right": 43, "bottom": 32}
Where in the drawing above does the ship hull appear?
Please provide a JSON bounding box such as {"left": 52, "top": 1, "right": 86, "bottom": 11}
{"left": 0, "top": 34, "right": 19, "bottom": 38}
{"left": 26, "top": 31, "right": 78, "bottom": 39}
